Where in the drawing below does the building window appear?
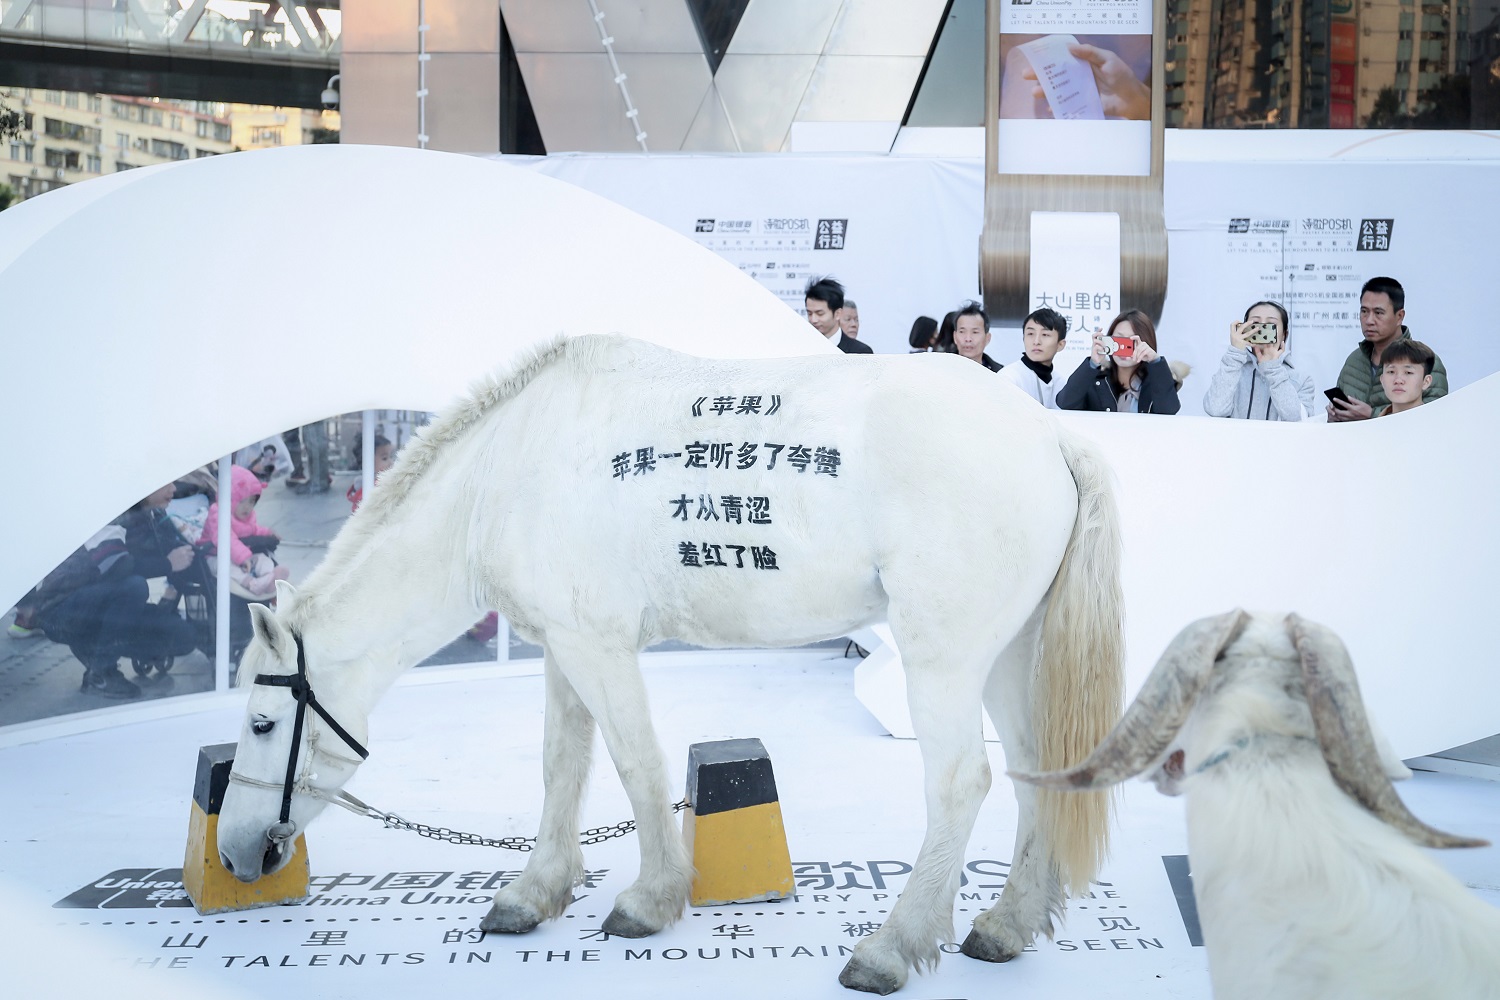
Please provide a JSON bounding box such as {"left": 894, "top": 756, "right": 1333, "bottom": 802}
{"left": 195, "top": 148, "right": 218, "bottom": 158}
{"left": 251, "top": 126, "right": 283, "bottom": 146}
{"left": 170, "top": 114, "right": 183, "bottom": 131}
{"left": 116, "top": 160, "right": 135, "bottom": 172}
{"left": 150, "top": 138, "right": 188, "bottom": 160}
{"left": 64, "top": 92, "right": 79, "bottom": 109}
{"left": 8, "top": 142, "right": 18, "bottom": 160}
{"left": 85, "top": 154, "right": 101, "bottom": 173}
{"left": 23, "top": 144, "right": 33, "bottom": 162}
{"left": 213, "top": 122, "right": 231, "bottom": 142}
{"left": 117, "top": 131, "right": 129, "bottom": 150}
{"left": 43, "top": 119, "right": 102, "bottom": 144}
{"left": 45, "top": 148, "right": 80, "bottom": 170}
{"left": 87, "top": 95, "right": 103, "bottom": 113}
{"left": 196, "top": 119, "right": 209, "bottom": 138}
{"left": 45, "top": 90, "right": 61, "bottom": 104}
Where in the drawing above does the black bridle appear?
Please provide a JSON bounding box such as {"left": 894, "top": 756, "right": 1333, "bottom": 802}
{"left": 251, "top": 633, "right": 370, "bottom": 842}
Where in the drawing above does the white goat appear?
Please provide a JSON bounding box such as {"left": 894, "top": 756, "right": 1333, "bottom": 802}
{"left": 1015, "top": 610, "right": 1500, "bottom": 1000}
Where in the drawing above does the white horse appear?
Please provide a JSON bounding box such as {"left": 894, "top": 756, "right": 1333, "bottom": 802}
{"left": 216, "top": 334, "right": 1125, "bottom": 994}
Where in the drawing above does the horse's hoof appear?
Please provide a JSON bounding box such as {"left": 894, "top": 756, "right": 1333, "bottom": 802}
{"left": 601, "top": 908, "right": 657, "bottom": 939}
{"left": 480, "top": 901, "right": 541, "bottom": 934}
{"left": 838, "top": 955, "right": 905, "bottom": 995}
{"left": 959, "top": 927, "right": 1020, "bottom": 963}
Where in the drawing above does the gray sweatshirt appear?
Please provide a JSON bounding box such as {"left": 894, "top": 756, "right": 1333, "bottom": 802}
{"left": 1201, "top": 346, "right": 1316, "bottom": 421}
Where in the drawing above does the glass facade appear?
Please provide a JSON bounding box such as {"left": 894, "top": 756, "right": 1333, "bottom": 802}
{"left": 905, "top": 0, "right": 1498, "bottom": 128}
{"left": 0, "top": 410, "right": 521, "bottom": 729}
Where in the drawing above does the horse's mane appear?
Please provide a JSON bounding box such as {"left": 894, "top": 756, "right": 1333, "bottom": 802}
{"left": 286, "top": 333, "right": 582, "bottom": 620}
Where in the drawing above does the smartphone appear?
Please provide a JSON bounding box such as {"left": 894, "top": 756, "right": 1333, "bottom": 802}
{"left": 1244, "top": 322, "right": 1278, "bottom": 345}
{"left": 1323, "top": 387, "right": 1351, "bottom": 405}
{"left": 1107, "top": 336, "right": 1135, "bottom": 359}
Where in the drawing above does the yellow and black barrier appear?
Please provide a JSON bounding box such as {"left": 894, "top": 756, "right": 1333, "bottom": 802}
{"left": 681, "top": 738, "right": 793, "bottom": 906}
{"left": 184, "top": 742, "right": 309, "bottom": 915}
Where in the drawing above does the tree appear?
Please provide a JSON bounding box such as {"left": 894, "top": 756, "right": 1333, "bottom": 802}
{"left": 0, "top": 183, "right": 14, "bottom": 211}
{"left": 1365, "top": 87, "right": 1409, "bottom": 128}
{"left": 308, "top": 127, "right": 339, "bottom": 144}
{"left": 1, "top": 96, "right": 24, "bottom": 141}
{"left": 1365, "top": 76, "right": 1472, "bottom": 128}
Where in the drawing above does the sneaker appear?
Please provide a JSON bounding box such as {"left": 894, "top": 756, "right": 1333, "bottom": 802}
{"left": 7, "top": 622, "right": 42, "bottom": 639}
{"left": 82, "top": 667, "right": 141, "bottom": 699}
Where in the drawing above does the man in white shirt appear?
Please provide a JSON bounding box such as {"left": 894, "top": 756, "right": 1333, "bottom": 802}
{"left": 997, "top": 308, "right": 1068, "bottom": 407}
{"left": 805, "top": 277, "right": 872, "bottom": 355}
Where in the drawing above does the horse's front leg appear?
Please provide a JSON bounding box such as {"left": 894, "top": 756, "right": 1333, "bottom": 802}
{"left": 482, "top": 654, "right": 595, "bottom": 934}
{"left": 547, "top": 638, "right": 692, "bottom": 938}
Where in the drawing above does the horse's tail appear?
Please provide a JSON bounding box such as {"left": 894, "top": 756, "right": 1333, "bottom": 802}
{"left": 1034, "top": 426, "right": 1125, "bottom": 896}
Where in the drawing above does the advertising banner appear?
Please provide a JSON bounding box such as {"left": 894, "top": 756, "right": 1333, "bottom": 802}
{"left": 996, "top": 0, "right": 1154, "bottom": 175}
{"left": 514, "top": 155, "right": 984, "bottom": 358}
{"left": 1330, "top": 19, "right": 1358, "bottom": 127}
{"left": 1030, "top": 211, "right": 1120, "bottom": 370}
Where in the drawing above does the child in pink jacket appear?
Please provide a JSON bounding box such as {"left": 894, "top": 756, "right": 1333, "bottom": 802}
{"left": 200, "top": 465, "right": 289, "bottom": 597}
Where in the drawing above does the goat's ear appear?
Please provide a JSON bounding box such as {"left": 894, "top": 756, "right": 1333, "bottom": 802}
{"left": 1287, "top": 614, "right": 1487, "bottom": 849}
{"left": 249, "top": 603, "right": 293, "bottom": 662}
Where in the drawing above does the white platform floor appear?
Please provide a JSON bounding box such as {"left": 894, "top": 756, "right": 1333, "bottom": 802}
{"left": 4, "top": 651, "right": 1497, "bottom": 1000}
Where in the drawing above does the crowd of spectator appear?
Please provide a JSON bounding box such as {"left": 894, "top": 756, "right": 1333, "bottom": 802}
{"left": 820, "top": 274, "right": 1447, "bottom": 421}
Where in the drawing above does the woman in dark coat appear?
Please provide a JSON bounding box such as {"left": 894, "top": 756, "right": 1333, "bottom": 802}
{"left": 1058, "top": 309, "right": 1181, "bottom": 414}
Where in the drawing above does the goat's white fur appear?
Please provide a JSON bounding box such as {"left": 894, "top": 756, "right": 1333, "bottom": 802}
{"left": 1157, "top": 616, "right": 1499, "bottom": 1000}
{"left": 215, "top": 334, "right": 1127, "bottom": 993}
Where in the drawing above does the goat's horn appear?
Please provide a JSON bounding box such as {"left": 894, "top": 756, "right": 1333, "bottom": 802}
{"left": 1288, "top": 614, "right": 1489, "bottom": 849}
{"left": 1012, "top": 610, "right": 1249, "bottom": 791}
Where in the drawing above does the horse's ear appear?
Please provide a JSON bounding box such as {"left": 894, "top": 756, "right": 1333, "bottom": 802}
{"left": 274, "top": 579, "right": 297, "bottom": 605}
{"left": 249, "top": 603, "right": 291, "bottom": 660}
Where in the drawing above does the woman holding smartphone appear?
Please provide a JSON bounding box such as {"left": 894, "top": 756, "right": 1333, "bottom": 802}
{"left": 1202, "top": 300, "right": 1317, "bottom": 421}
{"left": 1057, "top": 309, "right": 1181, "bottom": 414}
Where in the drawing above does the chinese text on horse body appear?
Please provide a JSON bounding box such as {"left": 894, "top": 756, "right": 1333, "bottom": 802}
{"left": 216, "top": 335, "right": 1125, "bottom": 995}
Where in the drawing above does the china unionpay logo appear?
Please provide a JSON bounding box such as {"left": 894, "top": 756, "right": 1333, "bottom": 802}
{"left": 1358, "top": 219, "right": 1394, "bottom": 251}
{"left": 1228, "top": 218, "right": 1250, "bottom": 233}
{"left": 815, "top": 219, "right": 848, "bottom": 250}
{"left": 55, "top": 868, "right": 193, "bottom": 908}
{"left": 695, "top": 219, "right": 715, "bottom": 233}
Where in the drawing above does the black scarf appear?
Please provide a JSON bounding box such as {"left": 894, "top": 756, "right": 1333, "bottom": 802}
{"left": 1020, "top": 354, "right": 1054, "bottom": 384}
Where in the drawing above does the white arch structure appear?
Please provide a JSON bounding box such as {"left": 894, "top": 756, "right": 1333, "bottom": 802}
{"left": 0, "top": 143, "right": 1494, "bottom": 758}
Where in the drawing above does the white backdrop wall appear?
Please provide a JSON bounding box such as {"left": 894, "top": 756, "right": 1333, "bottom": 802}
{"left": 505, "top": 131, "right": 1500, "bottom": 411}
{"left": 2, "top": 142, "right": 1496, "bottom": 756}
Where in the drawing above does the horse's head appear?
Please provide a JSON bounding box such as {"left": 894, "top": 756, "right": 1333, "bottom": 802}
{"left": 217, "top": 584, "right": 370, "bottom": 882}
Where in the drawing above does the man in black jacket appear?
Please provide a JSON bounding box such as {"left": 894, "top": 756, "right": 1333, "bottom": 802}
{"left": 806, "top": 276, "right": 872, "bottom": 354}
{"left": 35, "top": 485, "right": 202, "bottom": 698}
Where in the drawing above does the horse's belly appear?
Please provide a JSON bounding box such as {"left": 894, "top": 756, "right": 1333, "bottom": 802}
{"left": 656, "top": 561, "right": 887, "bottom": 649}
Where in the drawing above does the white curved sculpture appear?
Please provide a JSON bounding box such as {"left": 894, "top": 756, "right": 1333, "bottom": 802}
{"left": 0, "top": 144, "right": 827, "bottom": 614}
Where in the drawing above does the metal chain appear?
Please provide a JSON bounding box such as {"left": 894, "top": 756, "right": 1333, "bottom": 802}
{"left": 351, "top": 796, "right": 690, "bottom": 852}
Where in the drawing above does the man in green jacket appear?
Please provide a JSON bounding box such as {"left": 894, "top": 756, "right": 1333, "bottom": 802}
{"left": 1328, "top": 275, "right": 1448, "bottom": 421}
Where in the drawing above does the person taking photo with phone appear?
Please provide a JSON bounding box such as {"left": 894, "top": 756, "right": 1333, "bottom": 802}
{"left": 1058, "top": 308, "right": 1181, "bottom": 414}
{"left": 1202, "top": 300, "right": 1316, "bottom": 421}
{"left": 1327, "top": 276, "right": 1448, "bottom": 421}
